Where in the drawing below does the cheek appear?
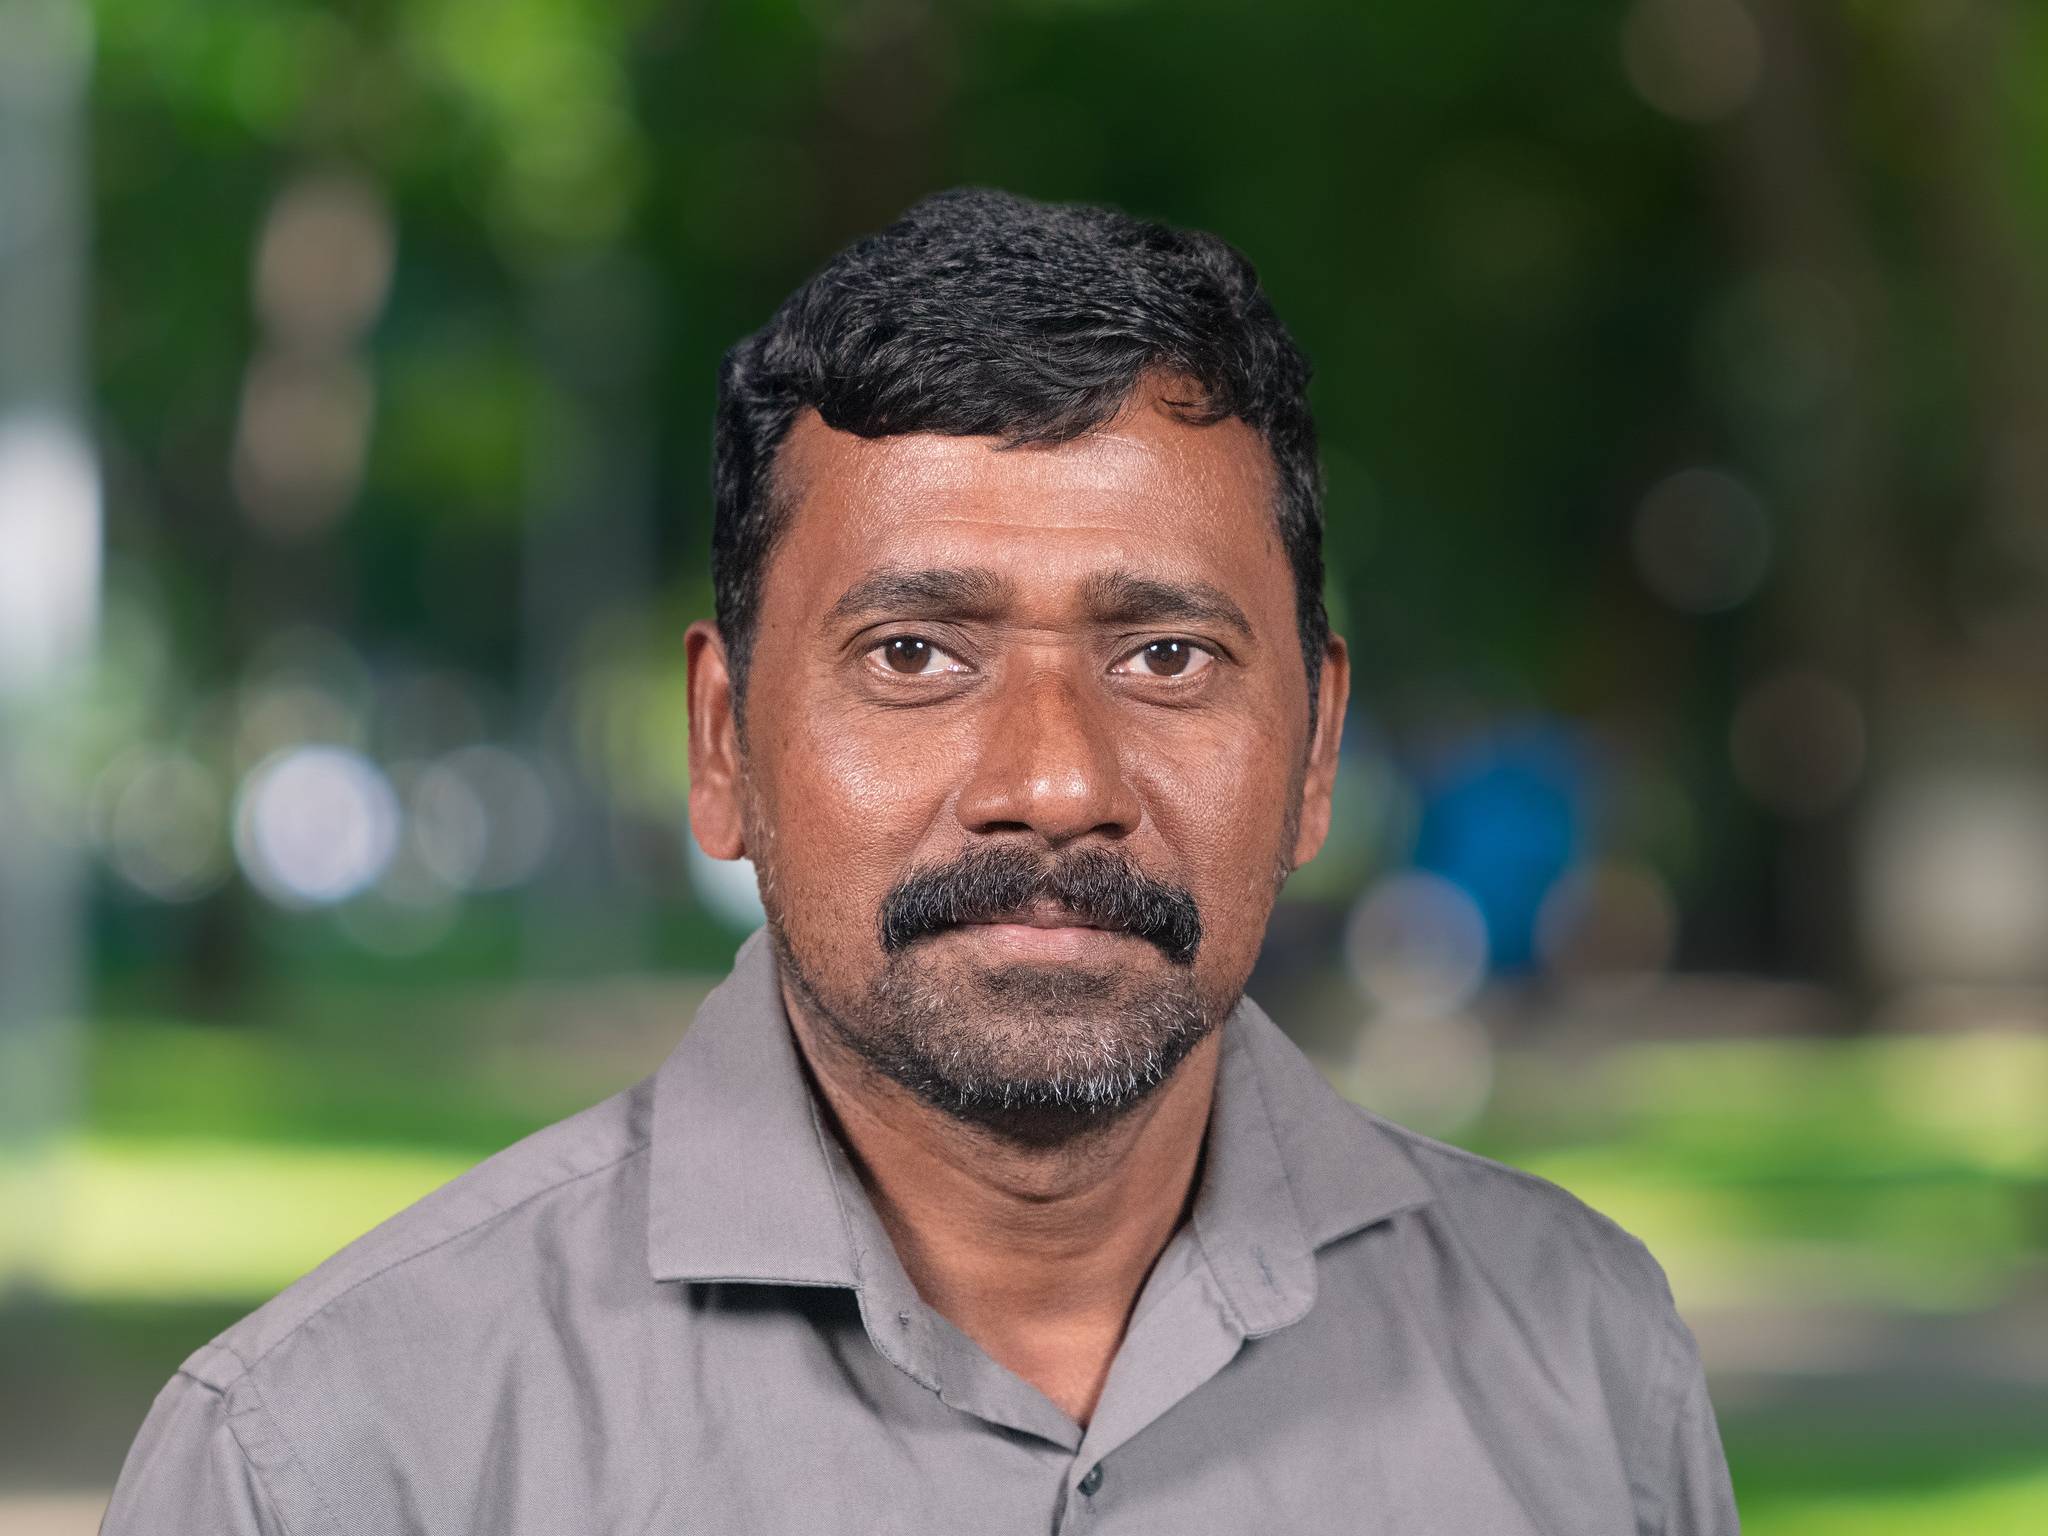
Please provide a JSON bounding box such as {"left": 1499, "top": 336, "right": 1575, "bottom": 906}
{"left": 1135, "top": 721, "right": 1299, "bottom": 954}
{"left": 747, "top": 695, "right": 961, "bottom": 938}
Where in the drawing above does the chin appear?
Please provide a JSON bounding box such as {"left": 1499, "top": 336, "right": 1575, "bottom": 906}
{"left": 864, "top": 958, "right": 1215, "bottom": 1133}
{"left": 771, "top": 917, "right": 1223, "bottom": 1144}
{"left": 901, "top": 1021, "right": 1211, "bottom": 1145}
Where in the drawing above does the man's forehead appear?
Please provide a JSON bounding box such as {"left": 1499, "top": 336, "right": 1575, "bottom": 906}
{"left": 770, "top": 404, "right": 1283, "bottom": 570}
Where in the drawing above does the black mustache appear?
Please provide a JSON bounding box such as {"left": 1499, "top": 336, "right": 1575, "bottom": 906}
{"left": 878, "top": 845, "right": 1202, "bottom": 965}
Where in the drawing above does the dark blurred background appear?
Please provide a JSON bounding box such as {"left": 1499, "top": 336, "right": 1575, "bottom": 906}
{"left": 2, "top": 0, "right": 2045, "bottom": 1529}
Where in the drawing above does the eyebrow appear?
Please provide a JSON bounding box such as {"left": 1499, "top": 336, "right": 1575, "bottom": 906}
{"left": 826, "top": 565, "right": 1014, "bottom": 626}
{"left": 1078, "top": 570, "right": 1254, "bottom": 641}
{"left": 823, "top": 562, "right": 1255, "bottom": 641}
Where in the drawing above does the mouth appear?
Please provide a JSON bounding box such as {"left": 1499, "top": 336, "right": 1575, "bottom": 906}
{"left": 972, "top": 899, "right": 1114, "bottom": 930}
{"left": 948, "top": 901, "right": 1142, "bottom": 958}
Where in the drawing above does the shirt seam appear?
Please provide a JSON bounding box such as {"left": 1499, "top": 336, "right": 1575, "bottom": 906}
{"left": 1640, "top": 1295, "right": 1693, "bottom": 1536}
{"left": 156, "top": 1367, "right": 314, "bottom": 1536}
{"left": 1375, "top": 1116, "right": 1657, "bottom": 1293}
{"left": 1368, "top": 1114, "right": 1584, "bottom": 1201}
{"left": 238, "top": 1140, "right": 651, "bottom": 1378}
{"left": 221, "top": 1369, "right": 343, "bottom": 1536}
{"left": 1187, "top": 1222, "right": 1251, "bottom": 1335}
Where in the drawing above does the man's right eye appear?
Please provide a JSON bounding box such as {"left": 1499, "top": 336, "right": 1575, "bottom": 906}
{"left": 867, "top": 636, "right": 970, "bottom": 676}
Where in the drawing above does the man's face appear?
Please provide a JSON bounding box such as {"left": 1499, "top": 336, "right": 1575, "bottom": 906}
{"left": 688, "top": 384, "right": 1347, "bottom": 1140}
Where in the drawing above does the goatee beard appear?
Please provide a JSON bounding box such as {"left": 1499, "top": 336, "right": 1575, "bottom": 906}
{"left": 767, "top": 845, "right": 1218, "bottom": 1147}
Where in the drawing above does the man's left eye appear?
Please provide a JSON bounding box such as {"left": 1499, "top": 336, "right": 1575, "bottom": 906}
{"left": 1111, "top": 640, "right": 1214, "bottom": 679}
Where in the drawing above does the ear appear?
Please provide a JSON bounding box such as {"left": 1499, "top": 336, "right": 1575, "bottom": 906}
{"left": 1290, "top": 635, "right": 1350, "bottom": 869}
{"left": 686, "top": 620, "right": 748, "bottom": 860}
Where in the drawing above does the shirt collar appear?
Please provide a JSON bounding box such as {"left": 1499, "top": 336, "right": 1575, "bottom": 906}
{"left": 647, "top": 928, "right": 1435, "bottom": 1335}
{"left": 1188, "top": 987, "right": 1436, "bottom": 1335}
{"left": 647, "top": 929, "right": 858, "bottom": 1289}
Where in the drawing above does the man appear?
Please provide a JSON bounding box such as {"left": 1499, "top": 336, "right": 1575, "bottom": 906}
{"left": 106, "top": 190, "right": 1738, "bottom": 1533}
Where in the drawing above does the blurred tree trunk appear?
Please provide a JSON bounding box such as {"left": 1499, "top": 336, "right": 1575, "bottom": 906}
{"left": 1906, "top": 0, "right": 2048, "bottom": 693}
{"left": 519, "top": 254, "right": 661, "bottom": 975}
{"left": 1725, "top": 0, "right": 2048, "bottom": 999}
{"left": 0, "top": 0, "right": 94, "bottom": 1270}
{"left": 1713, "top": 0, "right": 1892, "bottom": 997}
{"left": 810, "top": 0, "right": 957, "bottom": 240}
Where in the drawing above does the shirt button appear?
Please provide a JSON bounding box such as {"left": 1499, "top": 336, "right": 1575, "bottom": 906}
{"left": 1078, "top": 1465, "right": 1103, "bottom": 1497}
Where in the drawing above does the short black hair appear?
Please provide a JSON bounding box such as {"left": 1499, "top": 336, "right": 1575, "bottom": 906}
{"left": 712, "top": 187, "right": 1327, "bottom": 724}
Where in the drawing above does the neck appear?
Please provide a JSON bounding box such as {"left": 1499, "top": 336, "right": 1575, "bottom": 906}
{"left": 781, "top": 978, "right": 1221, "bottom": 1428}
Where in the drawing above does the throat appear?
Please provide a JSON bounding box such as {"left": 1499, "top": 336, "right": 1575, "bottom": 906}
{"left": 783, "top": 977, "right": 1220, "bottom": 1426}
{"left": 869, "top": 1147, "right": 1199, "bottom": 1424}
{"left": 964, "top": 1306, "right": 1135, "bottom": 1429}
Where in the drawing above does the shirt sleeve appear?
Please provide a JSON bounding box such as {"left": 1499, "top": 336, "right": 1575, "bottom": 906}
{"left": 101, "top": 1371, "right": 289, "bottom": 1536}
{"left": 1656, "top": 1354, "right": 1741, "bottom": 1535}
{"left": 1612, "top": 1227, "right": 1740, "bottom": 1536}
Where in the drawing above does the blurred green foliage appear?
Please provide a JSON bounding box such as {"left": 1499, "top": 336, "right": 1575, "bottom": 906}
{"left": 14, "top": 1, "right": 2048, "bottom": 1527}
{"left": 75, "top": 0, "right": 2048, "bottom": 985}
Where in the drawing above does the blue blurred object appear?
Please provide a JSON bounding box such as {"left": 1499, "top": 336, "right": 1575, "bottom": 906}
{"left": 1409, "top": 722, "right": 1586, "bottom": 971}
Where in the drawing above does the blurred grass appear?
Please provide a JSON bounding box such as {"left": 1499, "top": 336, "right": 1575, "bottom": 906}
{"left": 1723, "top": 1410, "right": 2048, "bottom": 1536}
{"left": 1514, "top": 1156, "right": 2040, "bottom": 1313}
{"left": 37, "top": 1137, "right": 474, "bottom": 1302}
{"left": 80, "top": 1018, "right": 560, "bottom": 1151}
{"left": 1749, "top": 1469, "right": 2048, "bottom": 1536}
{"left": 42, "top": 1007, "right": 2048, "bottom": 1318}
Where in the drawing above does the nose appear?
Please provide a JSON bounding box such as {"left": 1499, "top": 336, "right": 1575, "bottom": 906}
{"left": 955, "top": 664, "right": 1142, "bottom": 846}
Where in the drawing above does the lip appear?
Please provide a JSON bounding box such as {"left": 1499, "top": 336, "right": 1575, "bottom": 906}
{"left": 972, "top": 899, "right": 1114, "bottom": 931}
{"left": 948, "top": 918, "right": 1140, "bottom": 961}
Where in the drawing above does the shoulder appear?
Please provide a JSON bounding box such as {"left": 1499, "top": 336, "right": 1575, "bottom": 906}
{"left": 1361, "top": 1113, "right": 1732, "bottom": 1525}
{"left": 180, "top": 1074, "right": 658, "bottom": 1400}
{"left": 1369, "top": 1111, "right": 1673, "bottom": 1307}
{"left": 1356, "top": 1107, "right": 1704, "bottom": 1451}
{"left": 1239, "top": 998, "right": 1672, "bottom": 1314}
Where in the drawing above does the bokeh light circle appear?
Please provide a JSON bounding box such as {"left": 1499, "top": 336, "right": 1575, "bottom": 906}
{"left": 1535, "top": 860, "right": 1679, "bottom": 986}
{"left": 1621, "top": 0, "right": 1762, "bottom": 124}
{"left": 233, "top": 745, "right": 400, "bottom": 908}
{"left": 1351, "top": 1009, "right": 1496, "bottom": 1139}
{"left": 98, "top": 749, "right": 231, "bottom": 903}
{"left": 1632, "top": 466, "right": 1771, "bottom": 614}
{"left": 1730, "top": 670, "right": 1866, "bottom": 818}
{"left": 1344, "top": 870, "right": 1491, "bottom": 1016}
{"left": 427, "top": 744, "right": 555, "bottom": 891}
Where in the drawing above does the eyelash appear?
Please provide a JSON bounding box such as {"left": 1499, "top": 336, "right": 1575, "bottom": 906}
{"left": 860, "top": 635, "right": 1217, "bottom": 680}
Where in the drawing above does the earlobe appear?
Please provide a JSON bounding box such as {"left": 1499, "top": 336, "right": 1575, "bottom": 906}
{"left": 685, "top": 620, "right": 749, "bottom": 860}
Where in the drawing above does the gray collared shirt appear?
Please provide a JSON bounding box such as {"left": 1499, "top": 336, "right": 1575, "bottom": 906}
{"left": 104, "top": 930, "right": 1739, "bottom": 1534}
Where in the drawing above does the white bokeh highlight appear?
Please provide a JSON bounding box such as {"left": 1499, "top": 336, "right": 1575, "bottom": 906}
{"left": 233, "top": 745, "right": 400, "bottom": 908}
